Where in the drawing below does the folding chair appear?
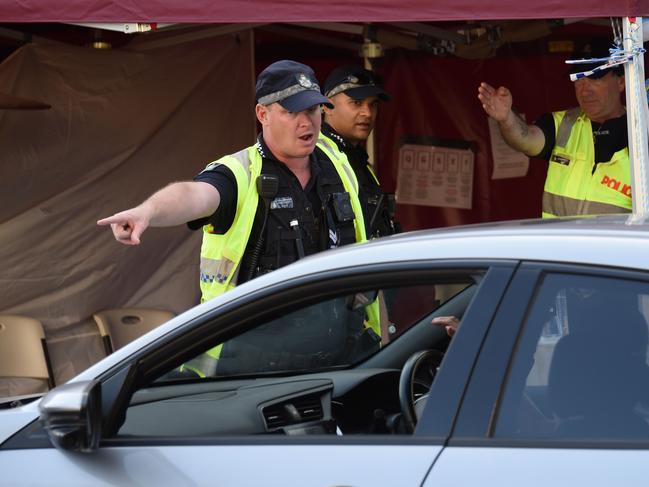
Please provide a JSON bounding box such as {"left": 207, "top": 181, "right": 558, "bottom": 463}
{"left": 92, "top": 308, "right": 174, "bottom": 354}
{"left": 0, "top": 315, "right": 55, "bottom": 396}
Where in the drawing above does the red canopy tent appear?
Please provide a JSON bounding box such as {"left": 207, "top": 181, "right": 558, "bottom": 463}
{"left": 1, "top": 0, "right": 648, "bottom": 22}
{"left": 1, "top": 3, "right": 647, "bottom": 389}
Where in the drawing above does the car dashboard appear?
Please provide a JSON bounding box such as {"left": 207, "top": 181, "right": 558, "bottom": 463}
{"left": 118, "top": 368, "right": 402, "bottom": 437}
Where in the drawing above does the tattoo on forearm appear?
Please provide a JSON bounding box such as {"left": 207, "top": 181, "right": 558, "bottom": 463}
{"left": 514, "top": 115, "right": 528, "bottom": 137}
{"left": 499, "top": 111, "right": 536, "bottom": 153}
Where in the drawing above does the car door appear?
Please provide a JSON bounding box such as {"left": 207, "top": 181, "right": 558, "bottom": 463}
{"left": 1, "top": 261, "right": 516, "bottom": 487}
{"left": 424, "top": 262, "right": 649, "bottom": 486}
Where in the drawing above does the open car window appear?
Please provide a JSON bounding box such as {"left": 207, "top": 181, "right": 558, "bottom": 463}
{"left": 171, "top": 281, "right": 472, "bottom": 379}
{"left": 117, "top": 271, "right": 481, "bottom": 438}
{"left": 154, "top": 277, "right": 474, "bottom": 381}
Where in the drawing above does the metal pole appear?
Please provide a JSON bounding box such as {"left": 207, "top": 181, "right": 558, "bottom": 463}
{"left": 361, "top": 24, "right": 384, "bottom": 171}
{"left": 363, "top": 43, "right": 375, "bottom": 167}
{"left": 623, "top": 17, "right": 649, "bottom": 215}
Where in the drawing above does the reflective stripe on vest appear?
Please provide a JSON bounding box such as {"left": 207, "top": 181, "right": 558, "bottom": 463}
{"left": 319, "top": 132, "right": 381, "bottom": 186}
{"left": 542, "top": 108, "right": 632, "bottom": 218}
{"left": 199, "top": 146, "right": 262, "bottom": 302}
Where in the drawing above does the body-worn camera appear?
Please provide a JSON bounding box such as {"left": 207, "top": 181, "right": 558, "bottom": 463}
{"left": 331, "top": 192, "right": 355, "bottom": 223}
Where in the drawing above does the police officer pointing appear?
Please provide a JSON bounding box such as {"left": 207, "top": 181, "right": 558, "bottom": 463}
{"left": 98, "top": 60, "right": 368, "bottom": 301}
{"left": 321, "top": 65, "right": 399, "bottom": 238}
{"left": 99, "top": 60, "right": 384, "bottom": 374}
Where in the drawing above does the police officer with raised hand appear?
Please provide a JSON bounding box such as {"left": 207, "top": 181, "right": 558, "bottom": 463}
{"left": 98, "top": 60, "right": 368, "bottom": 302}
{"left": 321, "top": 65, "right": 399, "bottom": 238}
{"left": 478, "top": 38, "right": 631, "bottom": 217}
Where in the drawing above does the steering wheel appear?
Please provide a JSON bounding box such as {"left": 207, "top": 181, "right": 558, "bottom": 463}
{"left": 398, "top": 349, "right": 444, "bottom": 433}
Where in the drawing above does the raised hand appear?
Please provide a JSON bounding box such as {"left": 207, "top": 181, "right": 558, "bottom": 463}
{"left": 477, "top": 82, "right": 513, "bottom": 122}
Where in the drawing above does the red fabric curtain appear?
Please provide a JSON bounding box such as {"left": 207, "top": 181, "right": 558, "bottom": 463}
{"left": 374, "top": 48, "right": 582, "bottom": 230}
{"left": 1, "top": 0, "right": 648, "bottom": 22}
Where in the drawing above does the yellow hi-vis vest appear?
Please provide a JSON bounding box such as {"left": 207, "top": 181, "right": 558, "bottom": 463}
{"left": 184, "top": 140, "right": 382, "bottom": 377}
{"left": 319, "top": 133, "right": 382, "bottom": 186}
{"left": 198, "top": 140, "right": 367, "bottom": 303}
{"left": 542, "top": 108, "right": 632, "bottom": 218}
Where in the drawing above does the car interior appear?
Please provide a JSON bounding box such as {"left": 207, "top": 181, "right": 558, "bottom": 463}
{"left": 111, "top": 267, "right": 649, "bottom": 442}
{"left": 494, "top": 274, "right": 649, "bottom": 441}
{"left": 115, "top": 273, "right": 479, "bottom": 438}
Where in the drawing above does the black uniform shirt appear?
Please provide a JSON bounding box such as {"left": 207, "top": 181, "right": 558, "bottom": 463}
{"left": 322, "top": 122, "right": 396, "bottom": 237}
{"left": 189, "top": 135, "right": 322, "bottom": 237}
{"left": 533, "top": 111, "right": 628, "bottom": 165}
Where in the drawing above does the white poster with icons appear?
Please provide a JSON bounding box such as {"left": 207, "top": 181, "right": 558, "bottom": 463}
{"left": 396, "top": 144, "right": 474, "bottom": 209}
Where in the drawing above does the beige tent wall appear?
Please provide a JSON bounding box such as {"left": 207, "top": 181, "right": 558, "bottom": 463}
{"left": 0, "top": 30, "right": 256, "bottom": 385}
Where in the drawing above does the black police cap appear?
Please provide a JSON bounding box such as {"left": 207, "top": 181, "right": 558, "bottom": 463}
{"left": 323, "top": 65, "right": 390, "bottom": 101}
{"left": 255, "top": 60, "right": 333, "bottom": 112}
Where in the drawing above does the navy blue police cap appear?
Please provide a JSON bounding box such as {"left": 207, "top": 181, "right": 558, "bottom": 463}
{"left": 256, "top": 60, "right": 333, "bottom": 112}
{"left": 323, "top": 65, "right": 390, "bottom": 101}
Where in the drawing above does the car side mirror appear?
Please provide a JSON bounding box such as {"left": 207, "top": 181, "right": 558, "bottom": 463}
{"left": 39, "top": 380, "right": 102, "bottom": 453}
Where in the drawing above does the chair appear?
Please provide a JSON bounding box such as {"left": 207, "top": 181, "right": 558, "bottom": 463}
{"left": 0, "top": 315, "right": 55, "bottom": 396}
{"left": 92, "top": 308, "right": 174, "bottom": 354}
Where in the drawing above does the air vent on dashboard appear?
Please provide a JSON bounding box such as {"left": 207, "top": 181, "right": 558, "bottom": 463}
{"left": 262, "top": 403, "right": 288, "bottom": 429}
{"left": 293, "top": 396, "right": 323, "bottom": 421}
{"left": 262, "top": 394, "right": 324, "bottom": 430}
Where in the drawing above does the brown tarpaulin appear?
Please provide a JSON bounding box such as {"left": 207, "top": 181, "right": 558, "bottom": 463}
{"left": 0, "top": 30, "right": 255, "bottom": 385}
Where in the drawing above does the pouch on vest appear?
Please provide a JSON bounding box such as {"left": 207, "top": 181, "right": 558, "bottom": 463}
{"left": 369, "top": 192, "right": 399, "bottom": 237}
{"left": 331, "top": 192, "right": 355, "bottom": 222}
{"left": 342, "top": 329, "right": 380, "bottom": 364}
{"left": 325, "top": 191, "right": 356, "bottom": 247}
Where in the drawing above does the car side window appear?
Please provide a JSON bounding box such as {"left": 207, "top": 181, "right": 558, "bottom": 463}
{"left": 494, "top": 273, "right": 649, "bottom": 440}
{"left": 121, "top": 275, "right": 476, "bottom": 437}
{"left": 176, "top": 280, "right": 472, "bottom": 379}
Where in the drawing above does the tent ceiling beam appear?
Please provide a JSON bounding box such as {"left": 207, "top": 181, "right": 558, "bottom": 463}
{"left": 263, "top": 25, "right": 363, "bottom": 52}
{"left": 131, "top": 23, "right": 266, "bottom": 50}
{"left": 387, "top": 22, "right": 466, "bottom": 44}
{"left": 289, "top": 22, "right": 364, "bottom": 35}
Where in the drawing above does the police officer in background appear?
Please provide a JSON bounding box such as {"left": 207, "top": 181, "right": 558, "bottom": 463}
{"left": 98, "top": 60, "right": 382, "bottom": 373}
{"left": 321, "top": 65, "right": 400, "bottom": 238}
{"left": 478, "top": 38, "right": 631, "bottom": 218}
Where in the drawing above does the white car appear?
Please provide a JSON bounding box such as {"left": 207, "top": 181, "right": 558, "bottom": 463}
{"left": 2, "top": 214, "right": 649, "bottom": 486}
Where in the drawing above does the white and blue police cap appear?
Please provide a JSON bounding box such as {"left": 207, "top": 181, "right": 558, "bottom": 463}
{"left": 567, "top": 38, "right": 625, "bottom": 80}
{"left": 256, "top": 60, "right": 333, "bottom": 112}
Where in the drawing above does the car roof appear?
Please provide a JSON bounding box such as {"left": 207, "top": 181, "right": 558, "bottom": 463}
{"left": 180, "top": 212, "right": 649, "bottom": 326}
{"left": 301, "top": 212, "right": 649, "bottom": 271}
